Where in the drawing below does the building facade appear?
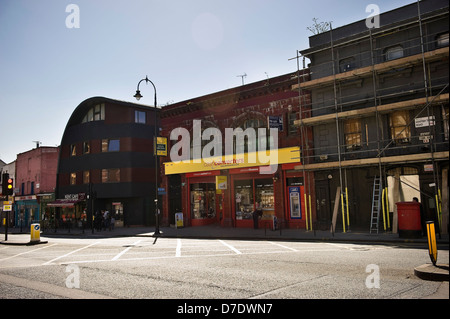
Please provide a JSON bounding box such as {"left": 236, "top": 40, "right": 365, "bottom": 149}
{"left": 294, "top": 0, "right": 449, "bottom": 232}
{"left": 55, "top": 96, "right": 160, "bottom": 227}
{"left": 14, "top": 146, "right": 59, "bottom": 227}
{"left": 160, "top": 72, "right": 313, "bottom": 229}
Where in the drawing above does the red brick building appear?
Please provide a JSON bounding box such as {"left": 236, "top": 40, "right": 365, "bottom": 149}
{"left": 160, "top": 71, "right": 313, "bottom": 229}
{"left": 14, "top": 146, "right": 59, "bottom": 227}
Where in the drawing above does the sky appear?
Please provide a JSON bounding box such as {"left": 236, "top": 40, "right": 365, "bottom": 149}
{"left": 0, "top": 0, "right": 416, "bottom": 164}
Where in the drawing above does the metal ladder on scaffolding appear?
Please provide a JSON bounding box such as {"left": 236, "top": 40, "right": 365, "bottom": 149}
{"left": 370, "top": 176, "right": 382, "bottom": 234}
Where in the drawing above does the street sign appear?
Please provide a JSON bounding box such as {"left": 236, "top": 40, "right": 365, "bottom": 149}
{"left": 155, "top": 137, "right": 168, "bottom": 156}
{"left": 3, "top": 205, "right": 12, "bottom": 211}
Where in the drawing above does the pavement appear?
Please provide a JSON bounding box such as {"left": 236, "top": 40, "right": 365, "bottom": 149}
{"left": 1, "top": 224, "right": 448, "bottom": 284}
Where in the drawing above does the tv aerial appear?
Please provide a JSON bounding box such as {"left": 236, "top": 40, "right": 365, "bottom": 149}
{"left": 237, "top": 73, "right": 247, "bottom": 85}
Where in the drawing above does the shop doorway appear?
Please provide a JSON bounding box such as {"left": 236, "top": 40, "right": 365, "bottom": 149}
{"left": 168, "top": 175, "right": 182, "bottom": 225}
{"left": 315, "top": 179, "right": 332, "bottom": 227}
{"left": 190, "top": 182, "right": 217, "bottom": 226}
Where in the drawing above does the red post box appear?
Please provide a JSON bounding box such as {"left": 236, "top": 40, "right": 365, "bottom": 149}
{"left": 396, "top": 202, "right": 422, "bottom": 238}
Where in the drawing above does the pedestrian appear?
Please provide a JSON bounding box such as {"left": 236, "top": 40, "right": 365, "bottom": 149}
{"left": 253, "top": 204, "right": 263, "bottom": 229}
{"left": 95, "top": 211, "right": 102, "bottom": 232}
{"left": 110, "top": 213, "right": 115, "bottom": 231}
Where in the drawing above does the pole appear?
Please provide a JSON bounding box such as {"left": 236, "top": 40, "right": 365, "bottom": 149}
{"left": 135, "top": 76, "right": 160, "bottom": 235}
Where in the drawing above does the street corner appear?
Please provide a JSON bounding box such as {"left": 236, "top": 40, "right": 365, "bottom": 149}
{"left": 414, "top": 263, "right": 449, "bottom": 282}
{"left": 0, "top": 234, "right": 48, "bottom": 246}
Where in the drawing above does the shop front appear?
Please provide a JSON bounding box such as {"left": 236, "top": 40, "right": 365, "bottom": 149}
{"left": 47, "top": 193, "right": 87, "bottom": 230}
{"left": 14, "top": 195, "right": 40, "bottom": 229}
{"left": 230, "top": 168, "right": 275, "bottom": 228}
{"left": 163, "top": 147, "right": 311, "bottom": 229}
{"left": 186, "top": 172, "right": 223, "bottom": 226}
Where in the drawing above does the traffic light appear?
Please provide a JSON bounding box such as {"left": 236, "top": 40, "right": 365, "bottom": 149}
{"left": 6, "top": 177, "right": 13, "bottom": 196}
{"left": 2, "top": 173, "right": 13, "bottom": 196}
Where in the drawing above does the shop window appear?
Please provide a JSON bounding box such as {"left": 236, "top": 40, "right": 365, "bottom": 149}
{"left": 437, "top": 33, "right": 449, "bottom": 48}
{"left": 385, "top": 45, "right": 404, "bottom": 61}
{"left": 235, "top": 178, "right": 274, "bottom": 221}
{"left": 70, "top": 172, "right": 77, "bottom": 185}
{"left": 102, "top": 169, "right": 120, "bottom": 183}
{"left": 344, "top": 118, "right": 362, "bottom": 149}
{"left": 389, "top": 110, "right": 410, "bottom": 144}
{"left": 102, "top": 139, "right": 120, "bottom": 152}
{"left": 255, "top": 179, "right": 275, "bottom": 220}
{"left": 190, "top": 183, "right": 216, "bottom": 219}
{"left": 135, "top": 110, "right": 146, "bottom": 124}
{"left": 235, "top": 179, "right": 254, "bottom": 220}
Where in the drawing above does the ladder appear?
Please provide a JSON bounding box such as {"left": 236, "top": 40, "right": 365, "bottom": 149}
{"left": 370, "top": 176, "right": 382, "bottom": 234}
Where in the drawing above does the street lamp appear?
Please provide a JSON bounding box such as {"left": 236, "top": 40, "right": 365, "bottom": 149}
{"left": 134, "top": 76, "right": 160, "bottom": 236}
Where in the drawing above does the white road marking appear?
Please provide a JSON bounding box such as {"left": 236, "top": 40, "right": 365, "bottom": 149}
{"left": 112, "top": 240, "right": 142, "bottom": 261}
{"left": 43, "top": 242, "right": 98, "bottom": 265}
{"left": 218, "top": 240, "right": 242, "bottom": 254}
{"left": 269, "top": 241, "right": 298, "bottom": 251}
{"left": 175, "top": 238, "right": 182, "bottom": 257}
{"left": 0, "top": 244, "right": 57, "bottom": 262}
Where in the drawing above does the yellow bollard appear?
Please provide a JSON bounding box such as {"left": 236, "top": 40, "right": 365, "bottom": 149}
{"left": 30, "top": 223, "right": 41, "bottom": 243}
{"left": 345, "top": 187, "right": 350, "bottom": 228}
{"left": 426, "top": 221, "right": 437, "bottom": 266}
{"left": 304, "top": 193, "right": 309, "bottom": 231}
{"left": 308, "top": 194, "right": 312, "bottom": 232}
{"left": 341, "top": 193, "right": 346, "bottom": 233}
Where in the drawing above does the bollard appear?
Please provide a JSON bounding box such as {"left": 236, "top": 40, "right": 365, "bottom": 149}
{"left": 30, "top": 223, "right": 41, "bottom": 243}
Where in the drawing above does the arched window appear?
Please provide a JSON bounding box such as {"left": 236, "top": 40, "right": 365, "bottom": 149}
{"left": 385, "top": 45, "right": 404, "bottom": 61}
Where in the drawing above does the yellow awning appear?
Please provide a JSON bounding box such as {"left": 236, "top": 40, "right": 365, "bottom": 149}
{"left": 164, "top": 146, "right": 300, "bottom": 175}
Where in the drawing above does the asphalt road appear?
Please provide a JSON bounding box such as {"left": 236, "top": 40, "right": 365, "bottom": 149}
{"left": 0, "top": 236, "right": 448, "bottom": 301}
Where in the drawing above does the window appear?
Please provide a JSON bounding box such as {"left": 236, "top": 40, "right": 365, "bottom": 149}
{"left": 135, "top": 110, "right": 146, "bottom": 124}
{"left": 83, "top": 171, "right": 90, "bottom": 184}
{"left": 385, "top": 45, "right": 404, "bottom": 61}
{"left": 389, "top": 111, "right": 410, "bottom": 144}
{"left": 102, "top": 139, "right": 120, "bottom": 152}
{"left": 70, "top": 172, "right": 77, "bottom": 185}
{"left": 240, "top": 118, "right": 271, "bottom": 154}
{"left": 83, "top": 141, "right": 90, "bottom": 154}
{"left": 102, "top": 169, "right": 120, "bottom": 183}
{"left": 437, "top": 33, "right": 449, "bottom": 48}
{"left": 288, "top": 112, "right": 299, "bottom": 136}
{"left": 70, "top": 144, "right": 76, "bottom": 156}
{"left": 82, "top": 103, "right": 105, "bottom": 123}
{"left": 344, "top": 118, "right": 362, "bottom": 149}
{"left": 234, "top": 178, "right": 274, "bottom": 221}
{"left": 235, "top": 179, "right": 254, "bottom": 220}
{"left": 339, "top": 57, "right": 356, "bottom": 72}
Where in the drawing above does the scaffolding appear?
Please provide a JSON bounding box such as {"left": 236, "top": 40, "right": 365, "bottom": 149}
{"left": 293, "top": 1, "right": 449, "bottom": 233}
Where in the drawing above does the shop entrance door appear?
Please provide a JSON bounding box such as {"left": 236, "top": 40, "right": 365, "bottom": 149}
{"left": 316, "top": 180, "right": 331, "bottom": 226}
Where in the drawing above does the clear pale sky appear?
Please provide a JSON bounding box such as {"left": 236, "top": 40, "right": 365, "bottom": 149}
{"left": 0, "top": 0, "right": 415, "bottom": 164}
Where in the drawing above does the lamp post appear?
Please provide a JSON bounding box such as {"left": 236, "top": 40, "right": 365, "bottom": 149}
{"left": 134, "top": 76, "right": 160, "bottom": 236}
